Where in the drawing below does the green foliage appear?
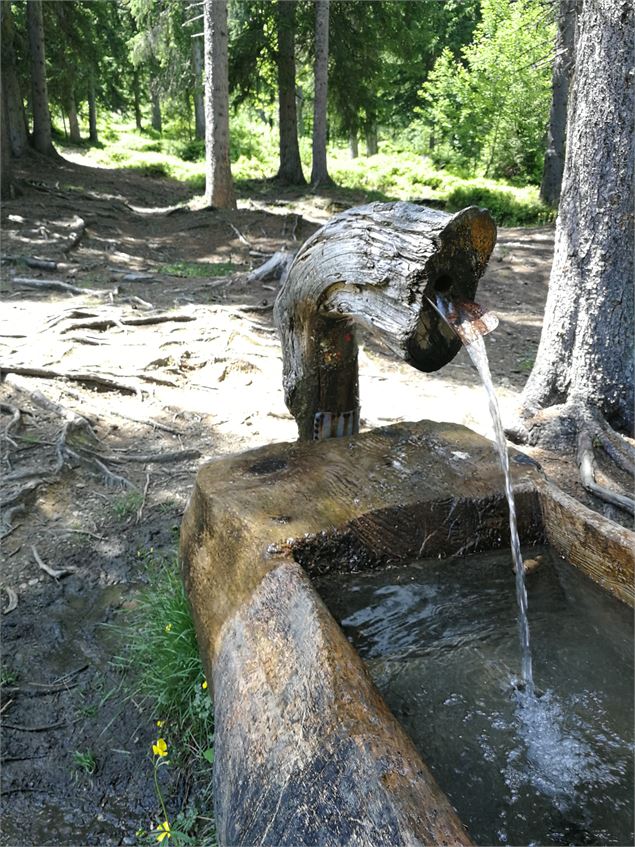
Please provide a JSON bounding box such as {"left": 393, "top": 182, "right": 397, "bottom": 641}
{"left": 161, "top": 261, "right": 241, "bottom": 278}
{"left": 111, "top": 491, "right": 144, "bottom": 521}
{"left": 419, "top": 0, "right": 555, "bottom": 183}
{"left": 444, "top": 183, "right": 555, "bottom": 226}
{"left": 115, "top": 551, "right": 212, "bottom": 754}
{"left": 73, "top": 749, "right": 97, "bottom": 775}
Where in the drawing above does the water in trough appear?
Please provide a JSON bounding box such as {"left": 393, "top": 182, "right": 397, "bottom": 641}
{"left": 318, "top": 314, "right": 633, "bottom": 844}
{"left": 317, "top": 547, "right": 634, "bottom": 845}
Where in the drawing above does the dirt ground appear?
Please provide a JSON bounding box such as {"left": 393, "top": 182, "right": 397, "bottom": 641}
{"left": 0, "top": 153, "right": 622, "bottom": 846}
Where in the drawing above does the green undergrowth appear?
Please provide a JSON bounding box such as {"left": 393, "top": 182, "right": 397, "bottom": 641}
{"left": 161, "top": 260, "right": 241, "bottom": 278}
{"left": 113, "top": 548, "right": 216, "bottom": 846}
{"left": 56, "top": 116, "right": 554, "bottom": 227}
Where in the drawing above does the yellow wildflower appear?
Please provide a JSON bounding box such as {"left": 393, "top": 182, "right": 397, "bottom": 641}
{"left": 202, "top": 680, "right": 208, "bottom": 690}
{"left": 164, "top": 623, "right": 173, "bottom": 633}
{"left": 152, "top": 738, "right": 168, "bottom": 757}
{"left": 156, "top": 720, "right": 164, "bottom": 728}
{"left": 156, "top": 820, "right": 171, "bottom": 842}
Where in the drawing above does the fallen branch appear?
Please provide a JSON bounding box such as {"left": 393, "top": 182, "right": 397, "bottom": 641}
{"left": 245, "top": 251, "right": 295, "bottom": 284}
{"left": 227, "top": 221, "right": 252, "bottom": 248}
{"left": 32, "top": 545, "right": 76, "bottom": 580}
{"left": 11, "top": 277, "right": 103, "bottom": 296}
{"left": 577, "top": 429, "right": 635, "bottom": 516}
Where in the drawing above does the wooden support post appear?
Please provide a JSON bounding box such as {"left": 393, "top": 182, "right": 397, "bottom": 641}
{"left": 274, "top": 201, "right": 496, "bottom": 441}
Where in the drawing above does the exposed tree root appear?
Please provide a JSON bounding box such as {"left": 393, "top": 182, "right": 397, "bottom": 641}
{"left": 2, "top": 366, "right": 140, "bottom": 395}
{"left": 577, "top": 430, "right": 635, "bottom": 516}
{"left": 510, "top": 400, "right": 634, "bottom": 518}
{"left": 60, "top": 311, "right": 196, "bottom": 332}
{"left": 31, "top": 545, "right": 75, "bottom": 580}
{"left": 1, "top": 376, "right": 135, "bottom": 535}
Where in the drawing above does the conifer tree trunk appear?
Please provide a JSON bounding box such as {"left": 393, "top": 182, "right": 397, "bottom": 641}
{"left": 520, "top": 0, "right": 634, "bottom": 436}
{"left": 311, "top": 0, "right": 332, "bottom": 186}
{"left": 1, "top": 80, "right": 13, "bottom": 200}
{"left": 540, "top": 0, "right": 578, "bottom": 207}
{"left": 275, "top": 0, "right": 305, "bottom": 185}
{"left": 88, "top": 69, "right": 98, "bottom": 143}
{"left": 68, "top": 89, "right": 81, "bottom": 144}
{"left": 203, "top": 0, "right": 235, "bottom": 208}
{"left": 349, "top": 131, "right": 358, "bottom": 159}
{"left": 150, "top": 85, "right": 162, "bottom": 133}
{"left": 132, "top": 71, "right": 143, "bottom": 130}
{"left": 365, "top": 121, "right": 378, "bottom": 156}
{"left": 1, "top": 1, "right": 28, "bottom": 157}
{"left": 26, "top": 0, "right": 55, "bottom": 156}
{"left": 192, "top": 37, "right": 206, "bottom": 141}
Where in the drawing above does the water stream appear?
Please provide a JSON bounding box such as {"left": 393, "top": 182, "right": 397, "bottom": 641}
{"left": 463, "top": 333, "right": 534, "bottom": 695}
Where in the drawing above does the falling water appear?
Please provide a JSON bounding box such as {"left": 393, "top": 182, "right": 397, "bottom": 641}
{"left": 432, "top": 295, "right": 534, "bottom": 695}
{"left": 463, "top": 334, "right": 534, "bottom": 695}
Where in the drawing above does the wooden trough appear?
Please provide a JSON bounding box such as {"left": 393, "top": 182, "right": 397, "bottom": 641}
{"left": 180, "top": 420, "right": 633, "bottom": 846}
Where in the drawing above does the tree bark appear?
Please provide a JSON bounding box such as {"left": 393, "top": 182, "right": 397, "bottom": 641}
{"left": 311, "top": 0, "right": 332, "bottom": 186}
{"left": 274, "top": 0, "right": 305, "bottom": 185}
{"left": 365, "top": 121, "right": 378, "bottom": 156}
{"left": 521, "top": 0, "right": 634, "bottom": 435}
{"left": 132, "top": 70, "right": 143, "bottom": 130}
{"left": 192, "top": 37, "right": 206, "bottom": 141}
{"left": 68, "top": 89, "right": 81, "bottom": 144}
{"left": 540, "top": 0, "right": 578, "bottom": 207}
{"left": 274, "top": 202, "right": 496, "bottom": 440}
{"left": 150, "top": 84, "right": 162, "bottom": 134}
{"left": 349, "top": 131, "right": 358, "bottom": 159}
{"left": 1, "top": 78, "right": 13, "bottom": 200}
{"left": 203, "top": 0, "right": 236, "bottom": 208}
{"left": 1, "top": 1, "right": 28, "bottom": 157}
{"left": 88, "top": 69, "right": 98, "bottom": 143}
{"left": 26, "top": 0, "right": 55, "bottom": 157}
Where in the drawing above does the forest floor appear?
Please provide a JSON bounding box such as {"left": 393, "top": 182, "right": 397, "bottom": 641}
{"left": 0, "top": 153, "right": 627, "bottom": 846}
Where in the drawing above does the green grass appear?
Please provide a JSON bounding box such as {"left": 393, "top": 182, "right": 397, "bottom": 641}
{"left": 113, "top": 548, "right": 215, "bottom": 845}
{"left": 111, "top": 491, "right": 144, "bottom": 521}
{"left": 56, "top": 115, "right": 554, "bottom": 227}
{"left": 73, "top": 749, "right": 97, "bottom": 775}
{"left": 161, "top": 260, "right": 241, "bottom": 278}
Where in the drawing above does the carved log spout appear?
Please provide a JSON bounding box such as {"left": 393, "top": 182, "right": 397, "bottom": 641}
{"left": 274, "top": 201, "right": 496, "bottom": 440}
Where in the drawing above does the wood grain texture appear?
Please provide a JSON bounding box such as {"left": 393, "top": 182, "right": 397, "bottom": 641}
{"left": 274, "top": 202, "right": 496, "bottom": 440}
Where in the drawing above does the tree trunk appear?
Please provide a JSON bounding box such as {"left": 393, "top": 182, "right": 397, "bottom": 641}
{"left": 540, "top": 0, "right": 578, "bottom": 207}
{"left": 1, "top": 79, "right": 13, "bottom": 200}
{"left": 192, "top": 37, "right": 206, "bottom": 141}
{"left": 150, "top": 84, "right": 162, "bottom": 133}
{"left": 68, "top": 89, "right": 81, "bottom": 144}
{"left": 349, "top": 131, "right": 358, "bottom": 159}
{"left": 311, "top": 0, "right": 332, "bottom": 186}
{"left": 365, "top": 121, "right": 378, "bottom": 156}
{"left": 132, "top": 71, "right": 143, "bottom": 130}
{"left": 88, "top": 69, "right": 98, "bottom": 143}
{"left": 521, "top": 0, "right": 634, "bottom": 435}
{"left": 1, "top": 1, "right": 28, "bottom": 157}
{"left": 26, "top": 0, "right": 55, "bottom": 157}
{"left": 274, "top": 0, "right": 305, "bottom": 185}
{"left": 203, "top": 0, "right": 236, "bottom": 208}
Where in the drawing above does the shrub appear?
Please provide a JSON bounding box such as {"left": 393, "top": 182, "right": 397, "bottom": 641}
{"left": 445, "top": 183, "right": 555, "bottom": 226}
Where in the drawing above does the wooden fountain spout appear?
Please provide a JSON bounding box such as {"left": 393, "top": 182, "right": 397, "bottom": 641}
{"left": 274, "top": 201, "right": 497, "bottom": 440}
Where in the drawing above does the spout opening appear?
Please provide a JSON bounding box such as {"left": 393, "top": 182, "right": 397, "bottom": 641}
{"left": 433, "top": 274, "right": 453, "bottom": 294}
